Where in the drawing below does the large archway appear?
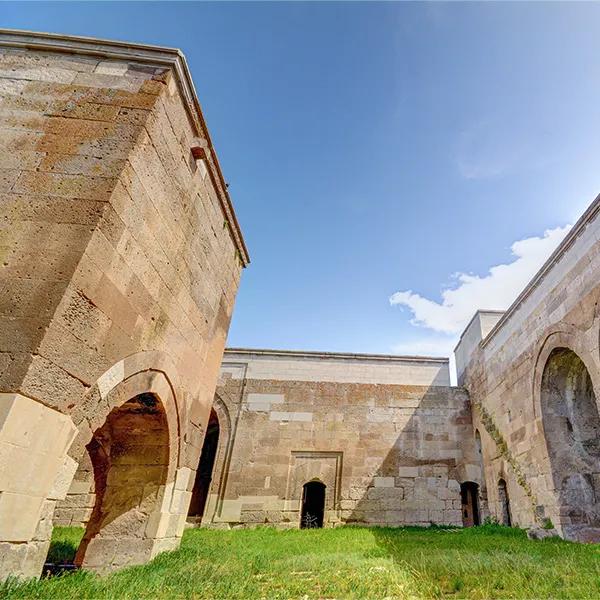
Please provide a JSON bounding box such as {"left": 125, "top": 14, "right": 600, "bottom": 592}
{"left": 540, "top": 347, "right": 600, "bottom": 540}
{"left": 188, "top": 408, "right": 220, "bottom": 520}
{"left": 74, "top": 392, "right": 173, "bottom": 571}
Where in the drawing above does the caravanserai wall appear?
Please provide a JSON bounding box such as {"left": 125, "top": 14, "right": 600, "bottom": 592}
{"left": 201, "top": 349, "right": 483, "bottom": 529}
{"left": 455, "top": 195, "right": 600, "bottom": 541}
{"left": 0, "top": 30, "right": 247, "bottom": 579}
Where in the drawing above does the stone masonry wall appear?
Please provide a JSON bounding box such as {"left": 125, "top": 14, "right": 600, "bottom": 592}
{"left": 456, "top": 195, "right": 600, "bottom": 540}
{"left": 199, "top": 350, "right": 482, "bottom": 529}
{"left": 0, "top": 32, "right": 246, "bottom": 578}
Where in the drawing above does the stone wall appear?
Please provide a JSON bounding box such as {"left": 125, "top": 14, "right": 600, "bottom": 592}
{"left": 455, "top": 195, "right": 600, "bottom": 541}
{"left": 199, "top": 350, "right": 482, "bottom": 529}
{"left": 0, "top": 30, "right": 246, "bottom": 578}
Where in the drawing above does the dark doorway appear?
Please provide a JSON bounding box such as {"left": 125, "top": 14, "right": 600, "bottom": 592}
{"left": 498, "top": 478, "right": 512, "bottom": 526}
{"left": 300, "top": 481, "right": 326, "bottom": 528}
{"left": 460, "top": 481, "right": 480, "bottom": 527}
{"left": 188, "top": 409, "right": 220, "bottom": 519}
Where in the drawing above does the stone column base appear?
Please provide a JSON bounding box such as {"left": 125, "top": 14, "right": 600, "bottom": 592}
{"left": 77, "top": 468, "right": 192, "bottom": 574}
{"left": 0, "top": 394, "right": 78, "bottom": 581}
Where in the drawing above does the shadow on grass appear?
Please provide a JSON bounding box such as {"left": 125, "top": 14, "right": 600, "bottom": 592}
{"left": 42, "top": 527, "right": 85, "bottom": 577}
{"left": 367, "top": 523, "right": 600, "bottom": 598}
{"left": 46, "top": 540, "right": 78, "bottom": 565}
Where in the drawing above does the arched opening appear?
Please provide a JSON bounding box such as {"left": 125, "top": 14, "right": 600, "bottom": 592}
{"left": 540, "top": 347, "right": 600, "bottom": 539}
{"left": 498, "top": 478, "right": 511, "bottom": 526}
{"left": 475, "top": 430, "right": 485, "bottom": 486}
{"left": 460, "top": 481, "right": 480, "bottom": 527}
{"left": 300, "top": 481, "right": 326, "bottom": 529}
{"left": 188, "top": 408, "right": 220, "bottom": 520}
{"left": 74, "top": 392, "right": 171, "bottom": 570}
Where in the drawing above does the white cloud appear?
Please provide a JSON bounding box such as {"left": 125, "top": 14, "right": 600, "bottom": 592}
{"left": 390, "top": 225, "right": 571, "bottom": 336}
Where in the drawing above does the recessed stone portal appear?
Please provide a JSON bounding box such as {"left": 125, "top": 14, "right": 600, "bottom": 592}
{"left": 540, "top": 347, "right": 600, "bottom": 540}
{"left": 188, "top": 409, "right": 220, "bottom": 521}
{"left": 74, "top": 393, "right": 171, "bottom": 572}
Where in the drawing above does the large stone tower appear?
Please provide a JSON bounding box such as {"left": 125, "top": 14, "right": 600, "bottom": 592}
{"left": 0, "top": 30, "right": 248, "bottom": 579}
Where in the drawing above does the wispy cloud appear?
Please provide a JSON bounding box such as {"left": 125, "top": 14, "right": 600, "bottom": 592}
{"left": 390, "top": 225, "right": 571, "bottom": 337}
{"left": 455, "top": 118, "right": 544, "bottom": 180}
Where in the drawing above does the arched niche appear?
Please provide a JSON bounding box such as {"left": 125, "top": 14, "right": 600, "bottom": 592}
{"left": 497, "top": 478, "right": 512, "bottom": 526}
{"left": 188, "top": 408, "right": 220, "bottom": 519}
{"left": 539, "top": 347, "right": 600, "bottom": 539}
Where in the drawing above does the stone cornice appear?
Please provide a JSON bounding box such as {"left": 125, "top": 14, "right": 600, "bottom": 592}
{"left": 225, "top": 347, "right": 449, "bottom": 364}
{"left": 0, "top": 28, "right": 250, "bottom": 266}
{"left": 481, "top": 192, "right": 600, "bottom": 349}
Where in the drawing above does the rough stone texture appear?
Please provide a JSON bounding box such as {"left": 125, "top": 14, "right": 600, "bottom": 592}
{"left": 197, "top": 350, "right": 483, "bottom": 529}
{"left": 0, "top": 31, "right": 246, "bottom": 579}
{"left": 0, "top": 393, "right": 77, "bottom": 578}
{"left": 455, "top": 195, "right": 600, "bottom": 542}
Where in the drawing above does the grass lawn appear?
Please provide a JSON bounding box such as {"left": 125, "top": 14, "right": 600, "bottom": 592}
{"left": 1, "top": 524, "right": 600, "bottom": 599}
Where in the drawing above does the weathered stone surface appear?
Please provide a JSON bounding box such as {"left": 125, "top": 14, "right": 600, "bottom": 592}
{"left": 190, "top": 350, "right": 482, "bottom": 529}
{"left": 527, "top": 527, "right": 559, "bottom": 541}
{"left": 455, "top": 196, "right": 600, "bottom": 542}
{"left": 0, "top": 30, "right": 247, "bottom": 580}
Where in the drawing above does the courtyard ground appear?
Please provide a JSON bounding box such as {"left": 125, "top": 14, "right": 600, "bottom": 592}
{"left": 1, "top": 524, "right": 599, "bottom": 599}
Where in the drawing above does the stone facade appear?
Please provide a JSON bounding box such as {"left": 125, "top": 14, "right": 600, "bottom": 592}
{"left": 455, "top": 195, "right": 600, "bottom": 542}
{"left": 197, "top": 350, "right": 483, "bottom": 529}
{"left": 3, "top": 24, "right": 600, "bottom": 585}
{"left": 0, "top": 30, "right": 247, "bottom": 579}
{"left": 191, "top": 192, "right": 600, "bottom": 538}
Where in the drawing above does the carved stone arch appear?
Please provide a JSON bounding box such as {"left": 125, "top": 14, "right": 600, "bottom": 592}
{"left": 532, "top": 329, "right": 600, "bottom": 541}
{"left": 307, "top": 476, "right": 326, "bottom": 484}
{"left": 69, "top": 351, "right": 185, "bottom": 463}
{"left": 189, "top": 392, "right": 235, "bottom": 524}
{"left": 212, "top": 392, "right": 232, "bottom": 443}
{"left": 53, "top": 352, "right": 193, "bottom": 572}
{"left": 532, "top": 327, "right": 600, "bottom": 421}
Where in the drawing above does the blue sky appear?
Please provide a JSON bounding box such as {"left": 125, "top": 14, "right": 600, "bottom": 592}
{"left": 5, "top": 2, "right": 600, "bottom": 361}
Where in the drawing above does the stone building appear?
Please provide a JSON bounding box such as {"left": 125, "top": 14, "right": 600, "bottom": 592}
{"left": 0, "top": 30, "right": 248, "bottom": 580}
{"left": 2, "top": 25, "right": 600, "bottom": 584}
{"left": 189, "top": 195, "right": 600, "bottom": 542}
{"left": 455, "top": 196, "right": 600, "bottom": 543}
{"left": 192, "top": 349, "right": 483, "bottom": 529}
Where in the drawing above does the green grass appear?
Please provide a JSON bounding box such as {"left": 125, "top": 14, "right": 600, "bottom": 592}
{"left": 2, "top": 524, "right": 600, "bottom": 599}
{"left": 45, "top": 527, "right": 85, "bottom": 565}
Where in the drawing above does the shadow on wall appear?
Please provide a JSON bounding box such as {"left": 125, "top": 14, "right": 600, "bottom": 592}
{"left": 48, "top": 389, "right": 175, "bottom": 573}
{"left": 184, "top": 374, "right": 486, "bottom": 531}
{"left": 188, "top": 408, "right": 220, "bottom": 520}
{"left": 344, "top": 384, "right": 484, "bottom": 529}
{"left": 186, "top": 395, "right": 233, "bottom": 525}
{"left": 74, "top": 393, "right": 171, "bottom": 568}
